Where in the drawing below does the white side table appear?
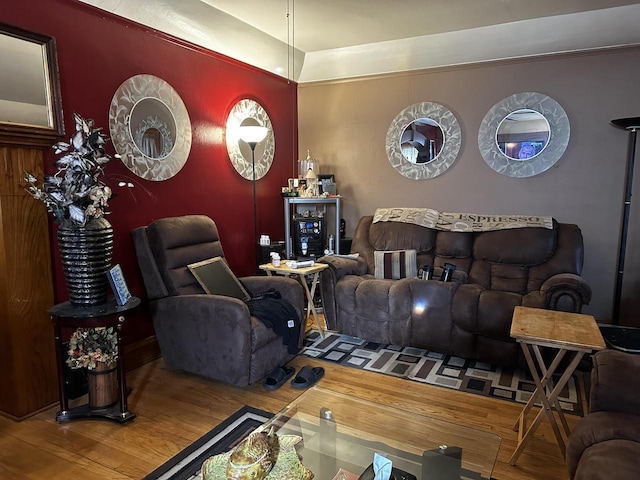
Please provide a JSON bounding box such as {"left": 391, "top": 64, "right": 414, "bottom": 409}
{"left": 259, "top": 262, "right": 328, "bottom": 338}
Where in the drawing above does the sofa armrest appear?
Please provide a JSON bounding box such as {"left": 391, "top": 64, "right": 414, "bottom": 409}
{"left": 589, "top": 349, "right": 640, "bottom": 414}
{"left": 317, "top": 255, "right": 368, "bottom": 331}
{"left": 150, "top": 294, "right": 255, "bottom": 385}
{"left": 319, "top": 255, "right": 368, "bottom": 279}
{"left": 152, "top": 294, "right": 252, "bottom": 335}
{"left": 566, "top": 411, "right": 640, "bottom": 478}
{"left": 241, "top": 275, "right": 305, "bottom": 318}
{"left": 540, "top": 273, "right": 592, "bottom": 312}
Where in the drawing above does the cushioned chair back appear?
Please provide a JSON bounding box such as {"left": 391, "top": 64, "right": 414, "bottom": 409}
{"left": 132, "top": 215, "right": 225, "bottom": 298}
{"left": 351, "top": 215, "right": 583, "bottom": 295}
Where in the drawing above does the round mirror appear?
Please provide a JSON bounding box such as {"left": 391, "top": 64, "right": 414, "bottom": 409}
{"left": 129, "top": 97, "right": 176, "bottom": 159}
{"left": 226, "top": 99, "right": 274, "bottom": 180}
{"left": 496, "top": 109, "right": 550, "bottom": 161}
{"left": 109, "top": 74, "right": 191, "bottom": 181}
{"left": 386, "top": 102, "right": 461, "bottom": 180}
{"left": 478, "top": 92, "right": 569, "bottom": 178}
{"left": 400, "top": 118, "right": 444, "bottom": 164}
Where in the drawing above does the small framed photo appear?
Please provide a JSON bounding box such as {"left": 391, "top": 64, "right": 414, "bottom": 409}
{"left": 318, "top": 173, "right": 336, "bottom": 195}
{"left": 107, "top": 264, "right": 132, "bottom": 305}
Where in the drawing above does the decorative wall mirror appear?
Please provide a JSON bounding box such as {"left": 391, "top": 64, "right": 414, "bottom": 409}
{"left": 109, "top": 74, "right": 192, "bottom": 181}
{"left": 386, "top": 102, "right": 461, "bottom": 180}
{"left": 0, "top": 22, "right": 64, "bottom": 147}
{"left": 478, "top": 92, "right": 569, "bottom": 178}
{"left": 225, "top": 99, "right": 274, "bottom": 180}
{"left": 401, "top": 118, "right": 444, "bottom": 164}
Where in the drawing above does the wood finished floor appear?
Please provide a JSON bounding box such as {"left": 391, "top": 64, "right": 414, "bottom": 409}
{"left": 0, "top": 350, "right": 580, "bottom": 480}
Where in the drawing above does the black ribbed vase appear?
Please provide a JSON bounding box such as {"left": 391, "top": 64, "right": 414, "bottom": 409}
{"left": 57, "top": 217, "right": 114, "bottom": 306}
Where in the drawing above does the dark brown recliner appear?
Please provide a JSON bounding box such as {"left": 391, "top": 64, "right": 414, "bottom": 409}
{"left": 566, "top": 349, "right": 640, "bottom": 479}
{"left": 132, "top": 215, "right": 305, "bottom": 386}
{"left": 319, "top": 215, "right": 591, "bottom": 366}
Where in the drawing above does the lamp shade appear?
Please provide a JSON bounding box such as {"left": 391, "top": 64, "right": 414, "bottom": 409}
{"left": 238, "top": 125, "right": 269, "bottom": 144}
{"left": 611, "top": 117, "right": 640, "bottom": 130}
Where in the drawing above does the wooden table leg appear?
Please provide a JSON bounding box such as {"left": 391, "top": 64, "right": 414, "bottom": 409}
{"left": 300, "top": 271, "right": 325, "bottom": 338}
{"left": 510, "top": 342, "right": 581, "bottom": 465}
{"left": 116, "top": 315, "right": 128, "bottom": 419}
{"left": 532, "top": 346, "right": 572, "bottom": 436}
{"left": 512, "top": 346, "right": 566, "bottom": 432}
{"left": 52, "top": 320, "right": 69, "bottom": 414}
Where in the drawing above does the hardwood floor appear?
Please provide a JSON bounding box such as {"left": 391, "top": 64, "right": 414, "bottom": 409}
{"left": 0, "top": 350, "right": 578, "bottom": 480}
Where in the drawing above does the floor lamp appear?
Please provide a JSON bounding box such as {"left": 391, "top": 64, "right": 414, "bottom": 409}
{"left": 611, "top": 117, "right": 640, "bottom": 325}
{"left": 238, "top": 125, "right": 269, "bottom": 270}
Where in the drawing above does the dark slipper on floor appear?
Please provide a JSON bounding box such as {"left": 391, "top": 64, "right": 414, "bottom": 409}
{"left": 291, "top": 366, "right": 325, "bottom": 389}
{"left": 262, "top": 366, "right": 295, "bottom": 390}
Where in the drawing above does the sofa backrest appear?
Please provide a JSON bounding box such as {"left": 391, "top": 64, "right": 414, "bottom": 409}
{"left": 132, "top": 215, "right": 225, "bottom": 298}
{"left": 351, "top": 215, "right": 584, "bottom": 294}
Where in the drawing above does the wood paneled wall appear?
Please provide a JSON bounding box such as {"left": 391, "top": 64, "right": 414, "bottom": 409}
{"left": 0, "top": 146, "right": 57, "bottom": 419}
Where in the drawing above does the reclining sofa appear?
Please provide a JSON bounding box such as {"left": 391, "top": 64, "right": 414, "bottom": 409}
{"left": 319, "top": 215, "right": 591, "bottom": 366}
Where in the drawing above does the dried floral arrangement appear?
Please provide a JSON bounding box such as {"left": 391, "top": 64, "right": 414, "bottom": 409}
{"left": 24, "top": 113, "right": 114, "bottom": 226}
{"left": 66, "top": 326, "right": 118, "bottom": 370}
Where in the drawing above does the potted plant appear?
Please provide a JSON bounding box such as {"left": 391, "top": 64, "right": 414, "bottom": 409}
{"left": 67, "top": 326, "right": 119, "bottom": 408}
{"left": 24, "top": 113, "right": 116, "bottom": 306}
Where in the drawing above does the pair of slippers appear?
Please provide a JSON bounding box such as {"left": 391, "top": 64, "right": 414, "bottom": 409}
{"left": 262, "top": 365, "right": 324, "bottom": 390}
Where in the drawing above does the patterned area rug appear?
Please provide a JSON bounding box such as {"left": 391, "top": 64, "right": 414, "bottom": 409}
{"left": 142, "top": 406, "right": 272, "bottom": 480}
{"left": 301, "top": 330, "right": 584, "bottom": 416}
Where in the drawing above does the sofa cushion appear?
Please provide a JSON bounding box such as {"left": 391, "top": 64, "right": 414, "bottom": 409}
{"left": 374, "top": 250, "right": 417, "bottom": 279}
{"left": 146, "top": 215, "right": 225, "bottom": 296}
{"left": 369, "top": 221, "right": 436, "bottom": 252}
{"left": 473, "top": 226, "right": 557, "bottom": 265}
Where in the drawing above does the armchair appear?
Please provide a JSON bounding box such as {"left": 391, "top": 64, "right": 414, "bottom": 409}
{"left": 132, "top": 215, "right": 305, "bottom": 386}
{"left": 566, "top": 349, "right": 640, "bottom": 479}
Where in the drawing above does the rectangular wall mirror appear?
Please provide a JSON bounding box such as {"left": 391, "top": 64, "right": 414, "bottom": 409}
{"left": 0, "top": 22, "right": 64, "bottom": 147}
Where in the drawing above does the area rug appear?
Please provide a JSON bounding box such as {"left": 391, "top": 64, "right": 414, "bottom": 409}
{"left": 142, "top": 406, "right": 272, "bottom": 480}
{"left": 301, "top": 330, "right": 584, "bottom": 416}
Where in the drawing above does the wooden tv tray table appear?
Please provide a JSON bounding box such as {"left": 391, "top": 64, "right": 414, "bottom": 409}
{"left": 259, "top": 262, "right": 328, "bottom": 338}
{"left": 509, "top": 306, "right": 606, "bottom": 465}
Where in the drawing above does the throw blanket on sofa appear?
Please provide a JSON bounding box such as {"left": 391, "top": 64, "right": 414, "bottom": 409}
{"left": 373, "top": 207, "right": 553, "bottom": 232}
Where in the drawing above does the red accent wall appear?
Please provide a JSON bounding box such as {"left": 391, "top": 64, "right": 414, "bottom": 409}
{"left": 2, "top": 0, "right": 298, "bottom": 343}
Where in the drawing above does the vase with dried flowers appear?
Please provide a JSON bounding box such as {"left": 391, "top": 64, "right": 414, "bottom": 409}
{"left": 24, "top": 113, "right": 116, "bottom": 306}
{"left": 67, "top": 326, "right": 119, "bottom": 408}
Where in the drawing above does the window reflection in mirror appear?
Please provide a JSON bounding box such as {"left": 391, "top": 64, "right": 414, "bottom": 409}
{"left": 129, "top": 97, "right": 176, "bottom": 159}
{"left": 400, "top": 118, "right": 444, "bottom": 164}
{"left": 0, "top": 33, "right": 50, "bottom": 127}
{"left": 496, "top": 109, "right": 550, "bottom": 161}
{"left": 0, "top": 22, "right": 64, "bottom": 145}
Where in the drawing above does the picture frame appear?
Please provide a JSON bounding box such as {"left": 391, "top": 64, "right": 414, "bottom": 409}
{"left": 107, "top": 264, "right": 132, "bottom": 306}
{"left": 187, "top": 256, "right": 250, "bottom": 301}
{"left": 318, "top": 173, "right": 336, "bottom": 195}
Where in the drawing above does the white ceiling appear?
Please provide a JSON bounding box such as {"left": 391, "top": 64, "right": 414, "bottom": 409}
{"left": 80, "top": 0, "right": 640, "bottom": 83}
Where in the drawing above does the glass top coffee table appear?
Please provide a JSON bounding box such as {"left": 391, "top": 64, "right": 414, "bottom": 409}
{"left": 258, "top": 387, "right": 500, "bottom": 480}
